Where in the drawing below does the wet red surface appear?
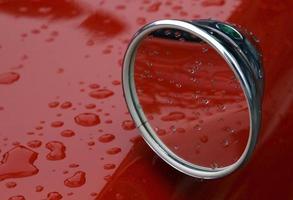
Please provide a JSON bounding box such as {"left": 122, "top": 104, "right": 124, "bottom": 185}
{"left": 0, "top": 0, "right": 292, "bottom": 199}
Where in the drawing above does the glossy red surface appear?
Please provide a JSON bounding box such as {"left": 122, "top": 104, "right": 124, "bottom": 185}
{"left": 0, "top": 0, "right": 292, "bottom": 199}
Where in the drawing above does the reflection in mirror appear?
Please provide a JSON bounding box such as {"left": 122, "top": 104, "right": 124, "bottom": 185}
{"left": 134, "top": 29, "right": 250, "bottom": 169}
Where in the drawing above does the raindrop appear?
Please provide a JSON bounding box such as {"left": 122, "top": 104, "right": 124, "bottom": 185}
{"left": 5, "top": 181, "right": 17, "bottom": 188}
{"left": 74, "top": 113, "right": 100, "bottom": 127}
{"left": 89, "top": 89, "right": 114, "bottom": 99}
{"left": 147, "top": 2, "right": 161, "bottom": 12}
{"left": 46, "top": 141, "right": 66, "bottom": 161}
{"left": 223, "top": 139, "right": 230, "bottom": 147}
{"left": 136, "top": 17, "right": 147, "bottom": 25}
{"left": 0, "top": 72, "right": 20, "bottom": 84}
{"left": 98, "top": 134, "right": 115, "bottom": 143}
{"left": 121, "top": 120, "right": 136, "bottom": 130}
{"left": 60, "top": 130, "right": 75, "bottom": 137}
{"left": 87, "top": 141, "right": 95, "bottom": 146}
{"left": 69, "top": 163, "right": 79, "bottom": 168}
{"left": 60, "top": 101, "right": 72, "bottom": 109}
{"left": 112, "top": 80, "right": 121, "bottom": 85}
{"left": 161, "top": 112, "right": 185, "bottom": 121}
{"left": 27, "top": 140, "right": 42, "bottom": 148}
{"left": 51, "top": 121, "right": 64, "bottom": 128}
{"left": 85, "top": 103, "right": 96, "bottom": 109}
{"left": 0, "top": 146, "right": 39, "bottom": 181}
{"left": 35, "top": 185, "right": 44, "bottom": 192}
{"left": 106, "top": 147, "right": 121, "bottom": 155}
{"left": 64, "top": 171, "right": 86, "bottom": 188}
{"left": 47, "top": 192, "right": 63, "bottom": 200}
{"left": 200, "top": 135, "right": 209, "bottom": 143}
{"left": 89, "top": 83, "right": 100, "bottom": 89}
{"left": 8, "top": 195, "right": 25, "bottom": 200}
{"left": 103, "top": 163, "right": 116, "bottom": 170}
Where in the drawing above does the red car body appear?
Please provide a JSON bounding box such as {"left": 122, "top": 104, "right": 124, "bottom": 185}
{"left": 0, "top": 0, "right": 292, "bottom": 199}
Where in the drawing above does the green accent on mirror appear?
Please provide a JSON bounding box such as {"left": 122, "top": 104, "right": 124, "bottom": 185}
{"left": 216, "top": 23, "right": 243, "bottom": 40}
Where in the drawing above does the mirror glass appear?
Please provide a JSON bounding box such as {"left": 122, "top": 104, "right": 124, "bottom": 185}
{"left": 133, "top": 28, "right": 250, "bottom": 169}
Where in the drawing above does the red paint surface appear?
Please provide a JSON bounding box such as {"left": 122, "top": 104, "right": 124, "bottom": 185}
{"left": 0, "top": 0, "right": 292, "bottom": 199}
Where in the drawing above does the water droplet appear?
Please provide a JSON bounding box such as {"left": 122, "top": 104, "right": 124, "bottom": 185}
{"left": 86, "top": 39, "right": 95, "bottom": 46}
{"left": 87, "top": 141, "right": 95, "bottom": 146}
{"left": 200, "top": 135, "right": 209, "bottom": 143}
{"left": 210, "top": 162, "right": 218, "bottom": 170}
{"left": 31, "top": 29, "right": 40, "bottom": 34}
{"left": 85, "top": 103, "right": 96, "bottom": 109}
{"left": 27, "top": 140, "right": 42, "bottom": 148}
{"left": 38, "top": 6, "right": 52, "bottom": 14}
{"left": 175, "top": 83, "right": 182, "bottom": 88}
{"left": 136, "top": 17, "right": 147, "bottom": 25}
{"left": 0, "top": 146, "right": 39, "bottom": 181}
{"left": 50, "top": 31, "right": 59, "bottom": 37}
{"left": 161, "top": 112, "right": 185, "bottom": 121}
{"left": 202, "top": 0, "right": 225, "bottom": 7}
{"left": 48, "top": 101, "right": 59, "bottom": 108}
{"left": 217, "top": 104, "right": 226, "bottom": 112}
{"left": 35, "top": 185, "right": 44, "bottom": 192}
{"left": 47, "top": 192, "right": 63, "bottom": 200}
{"left": 64, "top": 171, "right": 86, "bottom": 188}
{"left": 98, "top": 134, "right": 115, "bottom": 143}
{"left": 5, "top": 181, "right": 17, "bottom": 188}
{"left": 0, "top": 72, "right": 20, "bottom": 84}
{"left": 103, "top": 163, "right": 116, "bottom": 170}
{"left": 60, "top": 130, "right": 75, "bottom": 137}
{"left": 35, "top": 125, "right": 43, "bottom": 130}
{"left": 147, "top": 2, "right": 161, "bottom": 12}
{"left": 46, "top": 141, "right": 66, "bottom": 161}
{"left": 8, "top": 195, "right": 25, "bottom": 200}
{"left": 112, "top": 80, "right": 121, "bottom": 85}
{"left": 106, "top": 147, "right": 121, "bottom": 155}
{"left": 104, "top": 174, "right": 112, "bottom": 181}
{"left": 223, "top": 139, "right": 230, "bottom": 147}
{"left": 121, "top": 120, "right": 136, "bottom": 130}
{"left": 69, "top": 163, "right": 79, "bottom": 168}
{"left": 90, "top": 192, "right": 98, "bottom": 197}
{"left": 89, "top": 89, "right": 114, "bottom": 99}
{"left": 173, "top": 145, "right": 179, "bottom": 150}
{"left": 60, "top": 101, "right": 72, "bottom": 109}
{"left": 74, "top": 113, "right": 100, "bottom": 127}
{"left": 89, "top": 83, "right": 100, "bottom": 89}
{"left": 51, "top": 121, "right": 64, "bottom": 128}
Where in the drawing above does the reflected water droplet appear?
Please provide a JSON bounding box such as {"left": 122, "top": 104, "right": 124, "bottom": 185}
{"left": 161, "top": 112, "right": 185, "bottom": 121}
